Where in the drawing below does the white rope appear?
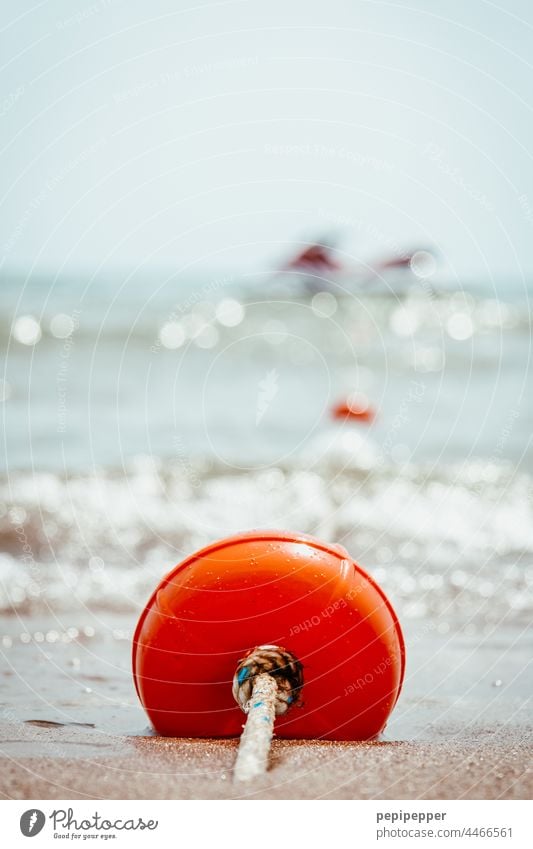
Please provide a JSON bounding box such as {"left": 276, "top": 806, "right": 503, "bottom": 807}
{"left": 233, "top": 673, "right": 278, "bottom": 782}
{"left": 232, "top": 644, "right": 303, "bottom": 782}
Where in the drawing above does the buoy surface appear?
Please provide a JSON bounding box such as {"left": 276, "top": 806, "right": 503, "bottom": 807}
{"left": 132, "top": 530, "right": 404, "bottom": 740}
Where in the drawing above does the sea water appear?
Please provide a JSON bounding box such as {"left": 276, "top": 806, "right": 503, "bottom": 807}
{"left": 0, "top": 270, "right": 531, "bottom": 629}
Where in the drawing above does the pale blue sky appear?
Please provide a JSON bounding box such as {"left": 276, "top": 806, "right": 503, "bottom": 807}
{"left": 2, "top": 0, "right": 533, "bottom": 282}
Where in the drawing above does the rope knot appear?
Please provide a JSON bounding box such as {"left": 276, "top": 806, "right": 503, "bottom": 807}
{"left": 232, "top": 644, "right": 304, "bottom": 716}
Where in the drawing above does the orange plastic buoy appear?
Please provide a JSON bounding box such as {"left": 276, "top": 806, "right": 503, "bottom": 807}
{"left": 331, "top": 393, "right": 376, "bottom": 423}
{"left": 132, "top": 530, "right": 404, "bottom": 740}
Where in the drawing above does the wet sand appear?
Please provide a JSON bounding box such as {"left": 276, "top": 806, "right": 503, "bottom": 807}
{"left": 1, "top": 731, "right": 531, "bottom": 800}
{"left": 0, "top": 613, "right": 531, "bottom": 799}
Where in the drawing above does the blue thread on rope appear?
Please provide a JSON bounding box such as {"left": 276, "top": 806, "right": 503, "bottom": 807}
{"left": 237, "top": 668, "right": 248, "bottom": 685}
{"left": 253, "top": 701, "right": 263, "bottom": 708}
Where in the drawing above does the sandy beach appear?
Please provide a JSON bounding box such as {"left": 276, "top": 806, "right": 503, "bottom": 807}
{"left": 1, "top": 612, "right": 530, "bottom": 800}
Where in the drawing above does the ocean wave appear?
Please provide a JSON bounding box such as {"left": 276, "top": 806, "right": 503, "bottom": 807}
{"left": 1, "top": 454, "right": 531, "bottom": 627}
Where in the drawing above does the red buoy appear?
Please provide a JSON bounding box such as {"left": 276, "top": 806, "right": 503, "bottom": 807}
{"left": 331, "top": 393, "right": 376, "bottom": 423}
{"left": 132, "top": 530, "right": 404, "bottom": 740}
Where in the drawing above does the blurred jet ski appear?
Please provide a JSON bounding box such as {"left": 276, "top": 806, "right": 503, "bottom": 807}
{"left": 273, "top": 235, "right": 436, "bottom": 296}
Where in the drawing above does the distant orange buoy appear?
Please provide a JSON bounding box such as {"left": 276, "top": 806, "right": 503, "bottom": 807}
{"left": 132, "top": 530, "right": 404, "bottom": 741}
{"left": 331, "top": 393, "right": 376, "bottom": 423}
